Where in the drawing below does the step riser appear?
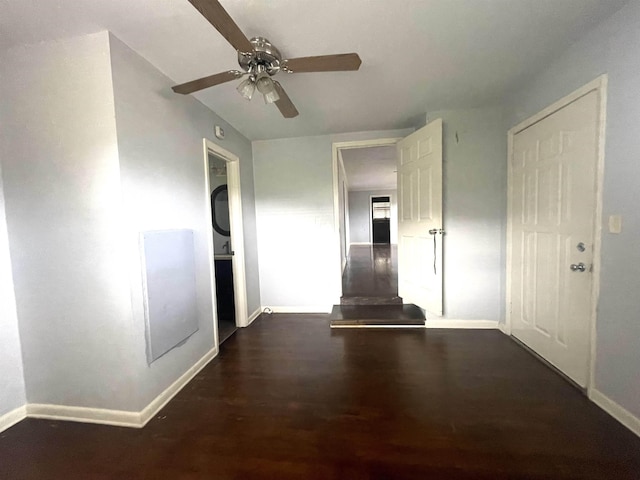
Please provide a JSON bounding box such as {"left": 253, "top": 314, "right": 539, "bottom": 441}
{"left": 340, "top": 296, "right": 402, "bottom": 306}
{"left": 331, "top": 320, "right": 425, "bottom": 327}
{"left": 329, "top": 304, "right": 426, "bottom": 328}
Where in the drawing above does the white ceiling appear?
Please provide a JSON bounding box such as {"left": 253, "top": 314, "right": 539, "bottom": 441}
{"left": 0, "top": 0, "right": 628, "bottom": 140}
{"left": 342, "top": 146, "right": 397, "bottom": 192}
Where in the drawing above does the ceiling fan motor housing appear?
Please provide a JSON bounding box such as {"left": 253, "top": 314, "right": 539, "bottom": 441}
{"left": 238, "top": 37, "right": 282, "bottom": 76}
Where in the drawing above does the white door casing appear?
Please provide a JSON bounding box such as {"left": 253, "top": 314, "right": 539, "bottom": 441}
{"left": 509, "top": 90, "right": 601, "bottom": 387}
{"left": 331, "top": 137, "right": 403, "bottom": 303}
{"left": 203, "top": 139, "right": 249, "bottom": 337}
{"left": 397, "top": 119, "right": 443, "bottom": 315}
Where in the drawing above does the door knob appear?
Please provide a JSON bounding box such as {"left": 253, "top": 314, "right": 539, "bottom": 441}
{"left": 570, "top": 263, "right": 587, "bottom": 272}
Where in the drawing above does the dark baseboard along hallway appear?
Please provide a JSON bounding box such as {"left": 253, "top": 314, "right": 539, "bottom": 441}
{"left": 1, "top": 315, "right": 639, "bottom": 479}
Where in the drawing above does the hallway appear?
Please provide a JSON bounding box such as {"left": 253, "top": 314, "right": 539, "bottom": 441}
{"left": 334, "top": 244, "right": 426, "bottom": 326}
{"left": 341, "top": 244, "right": 399, "bottom": 301}
{"left": 2, "top": 315, "right": 639, "bottom": 479}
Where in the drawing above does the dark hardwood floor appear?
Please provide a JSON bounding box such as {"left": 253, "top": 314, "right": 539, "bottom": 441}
{"left": 1, "top": 315, "right": 639, "bottom": 479}
{"left": 342, "top": 245, "right": 400, "bottom": 304}
{"left": 217, "top": 316, "right": 237, "bottom": 345}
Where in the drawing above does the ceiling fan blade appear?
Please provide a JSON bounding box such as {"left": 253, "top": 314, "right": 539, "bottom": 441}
{"left": 187, "top": 0, "right": 253, "bottom": 53}
{"left": 273, "top": 82, "right": 299, "bottom": 118}
{"left": 283, "top": 53, "right": 362, "bottom": 73}
{"left": 172, "top": 70, "right": 243, "bottom": 95}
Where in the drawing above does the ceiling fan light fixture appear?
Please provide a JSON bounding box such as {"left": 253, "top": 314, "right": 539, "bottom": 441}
{"left": 172, "top": 1, "right": 363, "bottom": 119}
{"left": 236, "top": 77, "right": 255, "bottom": 100}
{"left": 255, "top": 75, "right": 280, "bottom": 104}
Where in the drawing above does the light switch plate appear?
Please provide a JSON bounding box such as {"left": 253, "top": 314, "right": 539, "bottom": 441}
{"left": 215, "top": 125, "right": 225, "bottom": 139}
{"left": 608, "top": 214, "right": 622, "bottom": 234}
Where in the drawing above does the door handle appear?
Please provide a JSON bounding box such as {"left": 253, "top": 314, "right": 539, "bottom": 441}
{"left": 428, "top": 229, "right": 444, "bottom": 275}
{"left": 570, "top": 263, "right": 587, "bottom": 272}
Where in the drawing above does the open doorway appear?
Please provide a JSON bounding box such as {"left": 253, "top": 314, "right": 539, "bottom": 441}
{"left": 333, "top": 140, "right": 401, "bottom": 305}
{"left": 208, "top": 153, "right": 236, "bottom": 344}
{"left": 203, "top": 139, "right": 249, "bottom": 347}
{"left": 330, "top": 138, "right": 425, "bottom": 326}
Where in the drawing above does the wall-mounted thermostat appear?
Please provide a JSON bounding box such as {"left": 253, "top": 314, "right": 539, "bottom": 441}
{"left": 215, "top": 125, "right": 225, "bottom": 140}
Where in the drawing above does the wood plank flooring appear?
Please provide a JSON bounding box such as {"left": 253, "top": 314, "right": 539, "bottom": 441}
{"left": 342, "top": 245, "right": 399, "bottom": 303}
{"left": 217, "top": 316, "right": 237, "bottom": 345}
{"left": 1, "top": 315, "right": 639, "bottom": 479}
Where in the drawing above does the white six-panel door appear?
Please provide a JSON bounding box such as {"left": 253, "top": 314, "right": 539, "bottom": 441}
{"left": 510, "top": 91, "right": 600, "bottom": 387}
{"left": 397, "top": 119, "right": 443, "bottom": 315}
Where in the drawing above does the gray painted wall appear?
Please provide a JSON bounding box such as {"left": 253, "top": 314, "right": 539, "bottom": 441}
{"left": 504, "top": 0, "right": 640, "bottom": 419}
{"left": 252, "top": 129, "right": 412, "bottom": 309}
{"left": 108, "top": 34, "right": 260, "bottom": 409}
{"left": 0, "top": 31, "right": 261, "bottom": 414}
{"left": 252, "top": 114, "right": 505, "bottom": 321}
{"left": 0, "top": 32, "right": 137, "bottom": 409}
{"left": 426, "top": 108, "right": 506, "bottom": 321}
{"left": 348, "top": 190, "right": 398, "bottom": 245}
{"left": 0, "top": 163, "right": 26, "bottom": 417}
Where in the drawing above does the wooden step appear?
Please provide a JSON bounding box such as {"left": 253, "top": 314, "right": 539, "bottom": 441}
{"left": 329, "top": 304, "right": 425, "bottom": 328}
{"left": 340, "top": 295, "right": 403, "bottom": 306}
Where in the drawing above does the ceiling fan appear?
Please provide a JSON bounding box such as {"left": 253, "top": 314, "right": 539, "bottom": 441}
{"left": 172, "top": 0, "right": 362, "bottom": 118}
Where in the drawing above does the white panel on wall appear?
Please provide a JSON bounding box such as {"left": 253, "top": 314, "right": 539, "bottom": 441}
{"left": 109, "top": 33, "right": 261, "bottom": 410}
{"left": 141, "top": 230, "right": 198, "bottom": 363}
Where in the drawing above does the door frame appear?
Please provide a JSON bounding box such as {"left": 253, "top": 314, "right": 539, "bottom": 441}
{"left": 505, "top": 75, "right": 608, "bottom": 393}
{"left": 203, "top": 139, "right": 249, "bottom": 339}
{"left": 331, "top": 138, "right": 403, "bottom": 301}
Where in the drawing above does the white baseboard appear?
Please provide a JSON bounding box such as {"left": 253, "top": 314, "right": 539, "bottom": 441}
{"left": 138, "top": 346, "right": 217, "bottom": 426}
{"left": 0, "top": 405, "right": 27, "bottom": 434}
{"left": 264, "top": 306, "right": 333, "bottom": 314}
{"left": 27, "top": 403, "right": 142, "bottom": 428}
{"left": 589, "top": 388, "right": 640, "bottom": 438}
{"left": 23, "top": 347, "right": 218, "bottom": 430}
{"left": 349, "top": 242, "right": 372, "bottom": 246}
{"left": 497, "top": 323, "right": 508, "bottom": 334}
{"left": 425, "top": 319, "right": 499, "bottom": 329}
{"left": 246, "top": 307, "right": 262, "bottom": 326}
